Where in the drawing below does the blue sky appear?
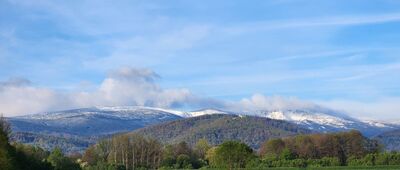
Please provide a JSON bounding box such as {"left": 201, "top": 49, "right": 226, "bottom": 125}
{"left": 0, "top": 0, "right": 400, "bottom": 119}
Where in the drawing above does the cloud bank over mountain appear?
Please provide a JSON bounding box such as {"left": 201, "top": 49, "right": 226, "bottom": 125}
{"left": 0, "top": 67, "right": 399, "bottom": 120}
{"left": 0, "top": 67, "right": 194, "bottom": 116}
{"left": 227, "top": 94, "right": 317, "bottom": 111}
{"left": 0, "top": 67, "right": 315, "bottom": 116}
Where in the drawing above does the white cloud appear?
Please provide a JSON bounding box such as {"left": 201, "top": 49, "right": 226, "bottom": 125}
{"left": 223, "top": 94, "right": 320, "bottom": 112}
{"left": 1, "top": 72, "right": 399, "bottom": 121}
{"left": 0, "top": 78, "right": 67, "bottom": 116}
{"left": 316, "top": 98, "right": 400, "bottom": 121}
{"left": 0, "top": 67, "right": 194, "bottom": 116}
{"left": 0, "top": 69, "right": 329, "bottom": 117}
{"left": 87, "top": 67, "right": 192, "bottom": 107}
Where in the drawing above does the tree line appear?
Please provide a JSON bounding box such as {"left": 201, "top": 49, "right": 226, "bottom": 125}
{"left": 259, "top": 130, "right": 380, "bottom": 165}
{"left": 0, "top": 116, "right": 81, "bottom": 170}
{"left": 80, "top": 130, "right": 398, "bottom": 169}
{"left": 3, "top": 114, "right": 400, "bottom": 170}
{"left": 250, "top": 130, "right": 384, "bottom": 168}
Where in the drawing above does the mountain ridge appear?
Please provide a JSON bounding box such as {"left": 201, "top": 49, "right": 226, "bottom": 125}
{"left": 8, "top": 106, "right": 398, "bottom": 137}
{"left": 131, "top": 114, "right": 312, "bottom": 149}
{"left": 7, "top": 105, "right": 399, "bottom": 153}
{"left": 374, "top": 129, "right": 400, "bottom": 151}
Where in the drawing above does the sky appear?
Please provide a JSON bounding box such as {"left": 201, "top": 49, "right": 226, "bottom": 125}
{"left": 0, "top": 0, "right": 399, "bottom": 119}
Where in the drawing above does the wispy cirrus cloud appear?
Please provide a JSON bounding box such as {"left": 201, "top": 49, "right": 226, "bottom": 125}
{"left": 223, "top": 12, "right": 400, "bottom": 34}
{"left": 83, "top": 25, "right": 212, "bottom": 71}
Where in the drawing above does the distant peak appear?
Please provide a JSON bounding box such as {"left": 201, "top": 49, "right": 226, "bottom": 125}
{"left": 93, "top": 106, "right": 187, "bottom": 117}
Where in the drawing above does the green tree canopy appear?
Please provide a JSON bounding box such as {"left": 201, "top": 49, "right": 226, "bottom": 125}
{"left": 194, "top": 138, "right": 210, "bottom": 159}
{"left": 207, "top": 141, "right": 254, "bottom": 169}
{"left": 48, "top": 147, "right": 80, "bottom": 170}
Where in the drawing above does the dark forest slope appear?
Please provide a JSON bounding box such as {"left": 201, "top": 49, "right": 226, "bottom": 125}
{"left": 131, "top": 114, "right": 312, "bottom": 149}
{"left": 375, "top": 129, "right": 400, "bottom": 151}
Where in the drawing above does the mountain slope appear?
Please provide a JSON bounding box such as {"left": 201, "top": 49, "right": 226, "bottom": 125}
{"left": 374, "top": 129, "right": 400, "bottom": 151}
{"left": 131, "top": 114, "right": 312, "bottom": 149}
{"left": 10, "top": 132, "right": 97, "bottom": 154}
{"left": 7, "top": 106, "right": 232, "bottom": 153}
{"left": 7, "top": 106, "right": 397, "bottom": 153}
{"left": 8, "top": 106, "right": 183, "bottom": 136}
{"left": 247, "top": 109, "right": 397, "bottom": 136}
{"left": 9, "top": 106, "right": 394, "bottom": 137}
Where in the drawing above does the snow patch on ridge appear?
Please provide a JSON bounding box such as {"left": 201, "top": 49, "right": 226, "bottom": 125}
{"left": 188, "top": 109, "right": 228, "bottom": 117}
{"left": 252, "top": 110, "right": 355, "bottom": 129}
{"left": 361, "top": 120, "right": 391, "bottom": 128}
{"left": 12, "top": 106, "right": 398, "bottom": 136}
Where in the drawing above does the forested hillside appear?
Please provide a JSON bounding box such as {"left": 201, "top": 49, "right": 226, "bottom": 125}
{"left": 10, "top": 132, "right": 99, "bottom": 154}
{"left": 80, "top": 129, "right": 399, "bottom": 169}
{"left": 0, "top": 116, "right": 81, "bottom": 170}
{"left": 7, "top": 106, "right": 183, "bottom": 153}
{"left": 8, "top": 107, "right": 182, "bottom": 136}
{"left": 8, "top": 106, "right": 399, "bottom": 154}
{"left": 131, "top": 114, "right": 311, "bottom": 149}
{"left": 2, "top": 113, "right": 396, "bottom": 170}
{"left": 375, "top": 129, "right": 400, "bottom": 151}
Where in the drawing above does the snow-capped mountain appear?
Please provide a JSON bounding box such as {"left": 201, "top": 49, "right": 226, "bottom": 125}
{"left": 244, "top": 109, "right": 398, "bottom": 136}
{"left": 8, "top": 106, "right": 232, "bottom": 136}
{"left": 361, "top": 119, "right": 393, "bottom": 128}
{"left": 9, "top": 106, "right": 183, "bottom": 136}
{"left": 7, "top": 105, "right": 399, "bottom": 154}
{"left": 8, "top": 106, "right": 397, "bottom": 137}
{"left": 381, "top": 120, "right": 400, "bottom": 126}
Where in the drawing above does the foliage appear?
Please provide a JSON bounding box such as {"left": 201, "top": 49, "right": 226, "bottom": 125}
{"left": 244, "top": 130, "right": 398, "bottom": 169}
{"left": 0, "top": 115, "right": 16, "bottom": 170}
{"left": 175, "top": 154, "right": 192, "bottom": 169}
{"left": 194, "top": 138, "right": 210, "bottom": 159}
{"left": 83, "top": 161, "right": 125, "bottom": 170}
{"left": 81, "top": 134, "right": 163, "bottom": 169}
{"left": 76, "top": 132, "right": 399, "bottom": 170}
{"left": 0, "top": 115, "right": 54, "bottom": 170}
{"left": 206, "top": 141, "right": 254, "bottom": 169}
{"left": 160, "top": 141, "right": 205, "bottom": 169}
{"left": 5, "top": 112, "right": 400, "bottom": 170}
{"left": 347, "top": 152, "right": 400, "bottom": 166}
{"left": 281, "top": 147, "right": 296, "bottom": 160}
{"left": 48, "top": 147, "right": 81, "bottom": 170}
{"left": 10, "top": 131, "right": 95, "bottom": 154}
{"left": 205, "top": 146, "right": 218, "bottom": 167}
{"left": 259, "top": 138, "right": 286, "bottom": 157}
{"left": 78, "top": 124, "right": 400, "bottom": 169}
{"left": 260, "top": 130, "right": 380, "bottom": 166}
{"left": 307, "top": 157, "right": 341, "bottom": 167}
{"left": 13, "top": 143, "right": 53, "bottom": 170}
{"left": 82, "top": 146, "right": 101, "bottom": 166}
{"left": 375, "top": 129, "right": 400, "bottom": 151}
